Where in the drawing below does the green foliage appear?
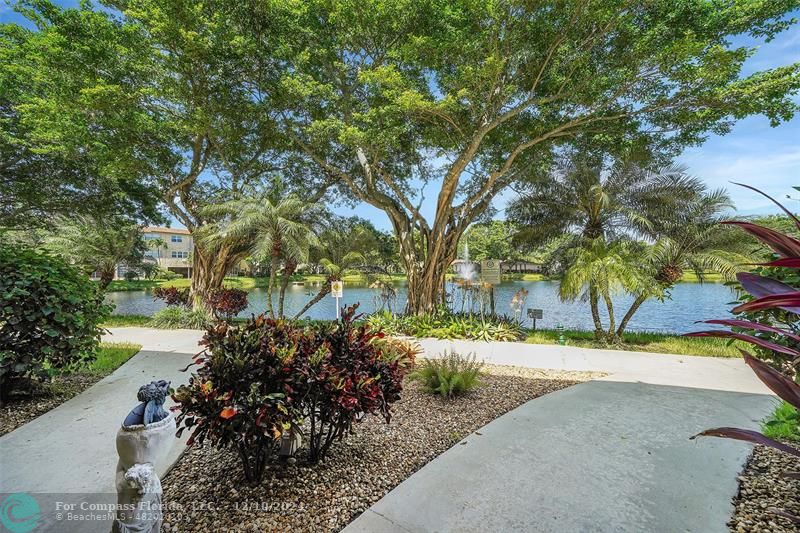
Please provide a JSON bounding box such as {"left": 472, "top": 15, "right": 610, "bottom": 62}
{"left": 367, "top": 309, "right": 524, "bottom": 342}
{"left": 458, "top": 221, "right": 520, "bottom": 262}
{"left": 0, "top": 244, "right": 112, "bottom": 404}
{"left": 763, "top": 402, "right": 800, "bottom": 443}
{"left": 44, "top": 216, "right": 148, "bottom": 288}
{"left": 87, "top": 342, "right": 142, "bottom": 375}
{"left": 411, "top": 351, "right": 483, "bottom": 398}
{"left": 149, "top": 307, "right": 210, "bottom": 330}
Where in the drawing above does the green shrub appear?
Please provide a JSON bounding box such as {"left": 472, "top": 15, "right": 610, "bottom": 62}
{"left": 366, "top": 309, "right": 525, "bottom": 342}
{"left": 156, "top": 269, "right": 181, "bottom": 281}
{"left": 411, "top": 350, "right": 483, "bottom": 398}
{"left": 149, "top": 307, "right": 210, "bottom": 329}
{"left": 0, "top": 245, "right": 112, "bottom": 405}
{"left": 763, "top": 401, "right": 800, "bottom": 442}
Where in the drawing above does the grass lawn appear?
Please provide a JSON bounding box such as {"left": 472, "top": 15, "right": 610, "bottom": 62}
{"left": 525, "top": 329, "right": 742, "bottom": 357}
{"left": 88, "top": 342, "right": 142, "bottom": 374}
{"left": 102, "top": 314, "right": 152, "bottom": 327}
{"left": 679, "top": 272, "right": 725, "bottom": 283}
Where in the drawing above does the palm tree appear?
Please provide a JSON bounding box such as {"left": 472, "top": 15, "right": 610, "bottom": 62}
{"left": 614, "top": 187, "right": 756, "bottom": 337}
{"left": 202, "top": 194, "right": 319, "bottom": 318}
{"left": 510, "top": 158, "right": 700, "bottom": 340}
{"left": 560, "top": 239, "right": 650, "bottom": 341}
{"left": 46, "top": 216, "right": 145, "bottom": 289}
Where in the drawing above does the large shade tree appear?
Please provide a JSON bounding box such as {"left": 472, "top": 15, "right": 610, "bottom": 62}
{"left": 262, "top": 0, "right": 800, "bottom": 313}
{"left": 2, "top": 1, "right": 329, "bottom": 308}
{"left": 0, "top": 4, "right": 162, "bottom": 228}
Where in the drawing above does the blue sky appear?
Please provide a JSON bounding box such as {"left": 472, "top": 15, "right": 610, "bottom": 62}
{"left": 3, "top": 2, "right": 798, "bottom": 230}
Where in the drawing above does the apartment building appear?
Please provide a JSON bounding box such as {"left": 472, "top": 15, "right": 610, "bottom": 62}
{"left": 141, "top": 226, "right": 194, "bottom": 278}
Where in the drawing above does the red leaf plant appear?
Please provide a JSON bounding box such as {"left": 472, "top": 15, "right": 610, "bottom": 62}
{"left": 687, "top": 184, "right": 799, "bottom": 524}
{"left": 171, "top": 304, "right": 407, "bottom": 483}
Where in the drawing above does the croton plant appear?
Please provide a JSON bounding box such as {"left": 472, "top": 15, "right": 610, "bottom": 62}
{"left": 172, "top": 304, "right": 408, "bottom": 482}
{"left": 686, "top": 184, "right": 799, "bottom": 523}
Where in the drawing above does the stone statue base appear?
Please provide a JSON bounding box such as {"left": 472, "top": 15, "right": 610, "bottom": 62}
{"left": 113, "top": 412, "right": 176, "bottom": 533}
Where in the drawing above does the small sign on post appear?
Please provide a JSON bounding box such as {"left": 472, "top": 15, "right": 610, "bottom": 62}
{"left": 480, "top": 259, "right": 502, "bottom": 285}
{"left": 331, "top": 280, "right": 344, "bottom": 319}
{"left": 527, "top": 308, "right": 543, "bottom": 330}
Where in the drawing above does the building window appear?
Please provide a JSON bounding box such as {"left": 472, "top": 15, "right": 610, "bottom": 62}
{"left": 171, "top": 251, "right": 189, "bottom": 259}
{"left": 171, "top": 235, "right": 183, "bottom": 243}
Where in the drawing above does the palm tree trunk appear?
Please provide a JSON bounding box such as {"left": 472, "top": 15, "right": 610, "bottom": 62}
{"left": 267, "top": 256, "right": 280, "bottom": 318}
{"left": 602, "top": 292, "right": 617, "bottom": 343}
{"left": 588, "top": 285, "right": 604, "bottom": 340}
{"left": 616, "top": 293, "right": 649, "bottom": 340}
{"left": 292, "top": 279, "right": 332, "bottom": 320}
{"left": 278, "top": 259, "right": 297, "bottom": 318}
{"left": 98, "top": 267, "right": 115, "bottom": 290}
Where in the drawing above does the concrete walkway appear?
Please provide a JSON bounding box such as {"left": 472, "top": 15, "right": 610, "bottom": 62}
{"left": 343, "top": 338, "right": 775, "bottom": 532}
{"left": 0, "top": 330, "right": 202, "bottom": 532}
{"left": 0, "top": 328, "right": 775, "bottom": 532}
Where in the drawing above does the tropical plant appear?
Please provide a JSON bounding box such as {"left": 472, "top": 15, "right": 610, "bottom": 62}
{"left": 172, "top": 317, "right": 312, "bottom": 483}
{"left": 173, "top": 305, "right": 406, "bottom": 479}
{"left": 201, "top": 193, "right": 320, "bottom": 318}
{"left": 370, "top": 336, "right": 421, "bottom": 371}
{"left": 366, "top": 309, "right": 525, "bottom": 342}
{"left": 45, "top": 216, "right": 146, "bottom": 289}
{"left": 411, "top": 350, "right": 484, "bottom": 398}
{"left": 614, "top": 184, "right": 754, "bottom": 338}
{"left": 0, "top": 245, "right": 112, "bottom": 405}
{"left": 153, "top": 287, "right": 190, "bottom": 308}
{"left": 686, "top": 185, "right": 800, "bottom": 525}
{"left": 149, "top": 307, "right": 210, "bottom": 330}
{"left": 208, "top": 288, "right": 249, "bottom": 321}
{"left": 301, "top": 306, "right": 405, "bottom": 462}
{"left": 512, "top": 158, "right": 749, "bottom": 342}
{"left": 560, "top": 239, "right": 650, "bottom": 343}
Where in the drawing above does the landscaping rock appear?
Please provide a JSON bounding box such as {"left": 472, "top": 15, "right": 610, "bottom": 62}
{"left": 729, "top": 442, "right": 800, "bottom": 532}
{"left": 161, "top": 365, "right": 602, "bottom": 531}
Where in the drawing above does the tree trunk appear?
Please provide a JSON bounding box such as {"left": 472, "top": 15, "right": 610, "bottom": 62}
{"left": 602, "top": 292, "right": 617, "bottom": 343}
{"left": 616, "top": 293, "right": 649, "bottom": 340}
{"left": 98, "top": 268, "right": 115, "bottom": 290}
{"left": 190, "top": 244, "right": 236, "bottom": 311}
{"left": 292, "top": 278, "right": 332, "bottom": 320}
{"left": 278, "top": 259, "right": 297, "bottom": 318}
{"left": 588, "top": 285, "right": 604, "bottom": 340}
{"left": 398, "top": 224, "right": 460, "bottom": 315}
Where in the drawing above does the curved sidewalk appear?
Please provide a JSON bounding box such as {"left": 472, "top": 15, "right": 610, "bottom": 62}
{"left": 346, "top": 338, "right": 775, "bottom": 532}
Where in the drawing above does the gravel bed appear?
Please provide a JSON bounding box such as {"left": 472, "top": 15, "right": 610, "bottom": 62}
{"left": 161, "top": 366, "right": 603, "bottom": 532}
{"left": 0, "top": 374, "right": 100, "bottom": 436}
{"left": 730, "top": 443, "right": 800, "bottom": 532}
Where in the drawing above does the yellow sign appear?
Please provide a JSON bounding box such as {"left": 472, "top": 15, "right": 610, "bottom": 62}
{"left": 331, "top": 280, "right": 344, "bottom": 298}
{"left": 481, "top": 259, "right": 501, "bottom": 285}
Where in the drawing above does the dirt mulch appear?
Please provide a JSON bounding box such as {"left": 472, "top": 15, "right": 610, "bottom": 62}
{"left": 730, "top": 443, "right": 800, "bottom": 532}
{"left": 161, "top": 365, "right": 603, "bottom": 532}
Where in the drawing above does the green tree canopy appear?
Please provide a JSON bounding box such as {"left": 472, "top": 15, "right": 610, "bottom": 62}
{"left": 263, "top": 0, "right": 799, "bottom": 313}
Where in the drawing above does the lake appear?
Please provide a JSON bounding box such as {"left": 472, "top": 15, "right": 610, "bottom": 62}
{"left": 106, "top": 280, "right": 735, "bottom": 333}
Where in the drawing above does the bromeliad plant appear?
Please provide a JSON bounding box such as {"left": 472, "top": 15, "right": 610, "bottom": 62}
{"left": 172, "top": 305, "right": 406, "bottom": 481}
{"left": 686, "top": 184, "right": 799, "bottom": 524}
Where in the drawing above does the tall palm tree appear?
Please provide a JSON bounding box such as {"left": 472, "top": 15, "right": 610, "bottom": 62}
{"left": 202, "top": 194, "right": 319, "bottom": 318}
{"left": 46, "top": 216, "right": 145, "bottom": 289}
